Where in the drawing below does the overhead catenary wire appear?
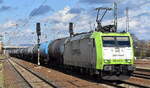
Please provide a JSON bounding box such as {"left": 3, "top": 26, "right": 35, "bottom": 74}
{"left": 2, "top": 0, "right": 42, "bottom": 45}
{"left": 10, "top": 0, "right": 36, "bottom": 28}
{"left": 22, "top": 0, "right": 48, "bottom": 28}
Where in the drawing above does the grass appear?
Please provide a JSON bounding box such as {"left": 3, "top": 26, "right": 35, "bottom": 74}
{"left": 0, "top": 63, "right": 4, "bottom": 88}
{"left": 0, "top": 55, "right": 6, "bottom": 59}
{"left": 0, "top": 54, "right": 5, "bottom": 88}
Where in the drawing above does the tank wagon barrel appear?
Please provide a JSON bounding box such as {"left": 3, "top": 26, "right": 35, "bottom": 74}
{"left": 39, "top": 41, "right": 51, "bottom": 63}
{"left": 48, "top": 38, "right": 67, "bottom": 64}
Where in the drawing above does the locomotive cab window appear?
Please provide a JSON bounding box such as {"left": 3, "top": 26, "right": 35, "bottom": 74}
{"left": 102, "top": 37, "right": 115, "bottom": 47}
{"left": 116, "top": 37, "right": 130, "bottom": 47}
{"left": 102, "top": 36, "right": 130, "bottom": 47}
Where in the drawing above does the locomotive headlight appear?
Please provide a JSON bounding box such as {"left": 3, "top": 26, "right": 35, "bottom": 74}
{"left": 126, "top": 59, "right": 131, "bottom": 62}
{"left": 104, "top": 59, "right": 110, "bottom": 63}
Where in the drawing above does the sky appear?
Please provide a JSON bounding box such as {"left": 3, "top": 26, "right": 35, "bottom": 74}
{"left": 0, "top": 0, "right": 150, "bottom": 46}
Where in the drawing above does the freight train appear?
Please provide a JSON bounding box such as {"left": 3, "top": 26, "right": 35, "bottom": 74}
{"left": 8, "top": 7, "right": 135, "bottom": 80}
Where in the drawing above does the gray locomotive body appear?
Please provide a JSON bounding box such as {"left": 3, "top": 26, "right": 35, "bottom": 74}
{"left": 63, "top": 33, "right": 97, "bottom": 70}
{"left": 47, "top": 33, "right": 97, "bottom": 71}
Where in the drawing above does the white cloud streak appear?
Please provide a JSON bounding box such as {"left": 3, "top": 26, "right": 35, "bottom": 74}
{"left": 1, "top": 0, "right": 150, "bottom": 46}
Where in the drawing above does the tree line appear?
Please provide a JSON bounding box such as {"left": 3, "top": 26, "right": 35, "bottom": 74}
{"left": 132, "top": 34, "right": 150, "bottom": 59}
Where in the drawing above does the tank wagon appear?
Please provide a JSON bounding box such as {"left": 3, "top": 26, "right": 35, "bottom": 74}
{"left": 8, "top": 7, "right": 135, "bottom": 80}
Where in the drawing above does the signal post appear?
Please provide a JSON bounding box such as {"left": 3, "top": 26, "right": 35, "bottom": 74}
{"left": 36, "top": 23, "right": 41, "bottom": 65}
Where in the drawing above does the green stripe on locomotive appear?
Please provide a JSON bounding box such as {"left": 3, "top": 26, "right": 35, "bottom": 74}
{"left": 91, "top": 32, "right": 134, "bottom": 70}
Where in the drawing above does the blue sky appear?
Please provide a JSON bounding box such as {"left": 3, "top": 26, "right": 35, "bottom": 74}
{"left": 0, "top": 0, "right": 150, "bottom": 45}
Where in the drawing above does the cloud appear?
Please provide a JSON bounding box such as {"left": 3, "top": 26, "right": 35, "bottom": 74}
{"left": 6, "top": 29, "right": 36, "bottom": 45}
{"left": 0, "top": 6, "right": 11, "bottom": 12}
{"left": 6, "top": 0, "right": 150, "bottom": 45}
{"left": 0, "top": 0, "right": 3, "bottom": 4}
{"left": 0, "top": 18, "right": 40, "bottom": 45}
{"left": 0, "top": 20, "right": 32, "bottom": 45}
{"left": 42, "top": 7, "right": 77, "bottom": 24}
{"left": 117, "top": 0, "right": 150, "bottom": 16}
{"left": 45, "top": 1, "right": 150, "bottom": 40}
{"left": 17, "top": 1, "right": 150, "bottom": 45}
{"left": 0, "top": 20, "right": 18, "bottom": 30}
{"left": 1, "top": 27, "right": 36, "bottom": 45}
{"left": 42, "top": 6, "right": 95, "bottom": 34}
{"left": 39, "top": 6, "right": 96, "bottom": 41}
{"left": 3, "top": 0, "right": 150, "bottom": 46}
{"left": 79, "top": 0, "right": 116, "bottom": 4}
{"left": 29, "top": 5, "right": 53, "bottom": 17}
{"left": 68, "top": 8, "right": 84, "bottom": 14}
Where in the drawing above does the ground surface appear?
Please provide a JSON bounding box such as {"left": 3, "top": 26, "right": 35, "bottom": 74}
{"left": 0, "top": 55, "right": 5, "bottom": 88}
{"left": 0, "top": 55, "right": 32, "bottom": 88}
{"left": 135, "top": 59, "right": 150, "bottom": 69}
{"left": 3, "top": 59, "right": 31, "bottom": 88}
{"left": 0, "top": 55, "right": 150, "bottom": 88}
{"left": 12, "top": 58, "right": 108, "bottom": 88}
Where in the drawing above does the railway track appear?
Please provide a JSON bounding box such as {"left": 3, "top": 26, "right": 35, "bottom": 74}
{"left": 136, "top": 67, "right": 150, "bottom": 72}
{"left": 8, "top": 59, "right": 58, "bottom": 88}
{"left": 133, "top": 67, "right": 150, "bottom": 79}
{"left": 7, "top": 59, "right": 32, "bottom": 88}
{"left": 9, "top": 57, "right": 150, "bottom": 88}
{"left": 97, "top": 76, "right": 150, "bottom": 88}
{"left": 4, "top": 59, "right": 33, "bottom": 88}
{"left": 119, "top": 79, "right": 150, "bottom": 88}
{"left": 116, "top": 67, "right": 150, "bottom": 88}
{"left": 133, "top": 72, "right": 150, "bottom": 79}
{"left": 11, "top": 58, "right": 109, "bottom": 88}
